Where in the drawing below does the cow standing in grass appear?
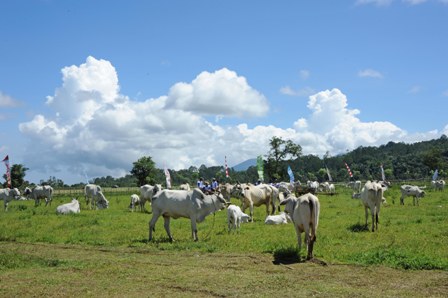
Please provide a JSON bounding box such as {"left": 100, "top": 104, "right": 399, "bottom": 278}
{"left": 149, "top": 188, "right": 229, "bottom": 242}
{"left": 400, "top": 185, "right": 425, "bottom": 206}
{"left": 280, "top": 192, "right": 320, "bottom": 260}
{"left": 84, "top": 184, "right": 109, "bottom": 210}
{"left": 0, "top": 188, "right": 21, "bottom": 211}
{"left": 24, "top": 185, "right": 54, "bottom": 206}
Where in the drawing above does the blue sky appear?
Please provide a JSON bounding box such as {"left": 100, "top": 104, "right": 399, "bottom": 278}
{"left": 1, "top": 0, "right": 447, "bottom": 185}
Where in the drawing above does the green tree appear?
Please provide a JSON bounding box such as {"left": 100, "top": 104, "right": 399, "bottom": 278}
{"left": 265, "top": 136, "right": 302, "bottom": 182}
{"left": 130, "top": 156, "right": 157, "bottom": 186}
{"left": 2, "top": 164, "right": 28, "bottom": 188}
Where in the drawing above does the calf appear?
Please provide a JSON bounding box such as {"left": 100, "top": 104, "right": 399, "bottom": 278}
{"left": 264, "top": 212, "right": 290, "bottom": 225}
{"left": 227, "top": 204, "right": 250, "bottom": 232}
{"left": 280, "top": 192, "right": 320, "bottom": 260}
{"left": 129, "top": 194, "right": 141, "bottom": 212}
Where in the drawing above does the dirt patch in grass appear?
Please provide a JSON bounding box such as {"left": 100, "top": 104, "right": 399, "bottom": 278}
{"left": 0, "top": 241, "right": 447, "bottom": 297}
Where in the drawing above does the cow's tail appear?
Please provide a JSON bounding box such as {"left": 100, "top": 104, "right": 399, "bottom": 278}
{"left": 309, "top": 196, "right": 320, "bottom": 241}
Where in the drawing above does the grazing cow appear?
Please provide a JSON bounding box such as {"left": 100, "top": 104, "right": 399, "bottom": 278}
{"left": 139, "top": 184, "right": 161, "bottom": 212}
{"left": 24, "top": 185, "right": 54, "bottom": 206}
{"left": 227, "top": 204, "right": 250, "bottom": 232}
{"left": 432, "top": 180, "right": 445, "bottom": 191}
{"left": 235, "top": 183, "right": 275, "bottom": 221}
{"left": 84, "top": 184, "right": 109, "bottom": 209}
{"left": 219, "top": 183, "right": 235, "bottom": 202}
{"left": 280, "top": 193, "right": 320, "bottom": 260}
{"left": 0, "top": 188, "right": 21, "bottom": 211}
{"left": 149, "top": 188, "right": 229, "bottom": 242}
{"left": 347, "top": 180, "right": 362, "bottom": 193}
{"left": 307, "top": 181, "right": 319, "bottom": 193}
{"left": 328, "top": 183, "right": 335, "bottom": 194}
{"left": 400, "top": 185, "right": 425, "bottom": 206}
{"left": 129, "top": 194, "right": 141, "bottom": 212}
{"left": 264, "top": 212, "right": 291, "bottom": 225}
{"left": 355, "top": 181, "right": 383, "bottom": 232}
{"left": 56, "top": 198, "right": 80, "bottom": 214}
{"left": 179, "top": 183, "right": 191, "bottom": 191}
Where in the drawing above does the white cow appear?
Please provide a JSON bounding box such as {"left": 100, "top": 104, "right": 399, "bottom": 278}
{"left": 56, "top": 198, "right": 80, "bottom": 214}
{"left": 264, "top": 212, "right": 291, "bottom": 225}
{"left": 347, "top": 180, "right": 362, "bottom": 193}
{"left": 179, "top": 183, "right": 191, "bottom": 191}
{"left": 139, "top": 184, "right": 161, "bottom": 212}
{"left": 84, "top": 184, "right": 109, "bottom": 209}
{"left": 0, "top": 188, "right": 21, "bottom": 211}
{"left": 24, "top": 185, "right": 54, "bottom": 206}
{"left": 400, "top": 185, "right": 425, "bottom": 206}
{"left": 280, "top": 193, "right": 320, "bottom": 260}
{"left": 432, "top": 180, "right": 445, "bottom": 191}
{"left": 307, "top": 181, "right": 319, "bottom": 193}
{"left": 129, "top": 194, "right": 141, "bottom": 212}
{"left": 227, "top": 204, "right": 250, "bottom": 232}
{"left": 149, "top": 188, "right": 229, "bottom": 242}
{"left": 219, "top": 183, "right": 235, "bottom": 202}
{"left": 235, "top": 183, "right": 275, "bottom": 221}
{"left": 328, "top": 183, "right": 335, "bottom": 194}
{"left": 356, "top": 181, "right": 384, "bottom": 232}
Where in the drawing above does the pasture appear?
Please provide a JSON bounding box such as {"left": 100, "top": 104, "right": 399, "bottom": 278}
{"left": 1, "top": 184, "right": 447, "bottom": 297}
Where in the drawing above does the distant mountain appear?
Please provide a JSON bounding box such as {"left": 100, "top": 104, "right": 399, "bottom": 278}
{"left": 232, "top": 158, "right": 257, "bottom": 171}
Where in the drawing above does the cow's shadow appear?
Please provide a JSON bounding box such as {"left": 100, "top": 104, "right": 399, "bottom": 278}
{"left": 271, "top": 247, "right": 301, "bottom": 265}
{"left": 348, "top": 223, "right": 369, "bottom": 232}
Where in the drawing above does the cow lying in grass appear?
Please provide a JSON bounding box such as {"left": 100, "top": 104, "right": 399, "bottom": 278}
{"left": 280, "top": 192, "right": 320, "bottom": 260}
{"left": 56, "top": 198, "right": 80, "bottom": 215}
{"left": 264, "top": 212, "right": 291, "bottom": 225}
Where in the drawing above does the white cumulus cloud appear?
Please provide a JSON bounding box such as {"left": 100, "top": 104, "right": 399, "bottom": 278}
{"left": 18, "top": 57, "right": 445, "bottom": 184}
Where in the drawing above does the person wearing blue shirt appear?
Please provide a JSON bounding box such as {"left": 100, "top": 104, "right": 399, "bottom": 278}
{"left": 211, "top": 178, "right": 219, "bottom": 192}
{"left": 197, "top": 177, "right": 205, "bottom": 189}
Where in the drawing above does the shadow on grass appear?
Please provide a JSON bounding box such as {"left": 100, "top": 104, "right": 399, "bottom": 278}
{"left": 272, "top": 247, "right": 301, "bottom": 265}
{"left": 348, "top": 223, "right": 369, "bottom": 232}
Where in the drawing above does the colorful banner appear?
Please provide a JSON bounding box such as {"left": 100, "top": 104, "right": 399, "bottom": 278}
{"left": 344, "top": 162, "right": 353, "bottom": 178}
{"left": 225, "top": 156, "right": 229, "bottom": 178}
{"left": 2, "top": 155, "right": 11, "bottom": 188}
{"left": 433, "top": 169, "right": 438, "bottom": 181}
{"left": 287, "top": 165, "right": 294, "bottom": 183}
{"left": 257, "top": 155, "right": 264, "bottom": 182}
{"left": 380, "top": 164, "right": 386, "bottom": 181}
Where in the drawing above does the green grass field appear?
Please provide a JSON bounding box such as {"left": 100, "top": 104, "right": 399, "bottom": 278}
{"left": 1, "top": 184, "right": 447, "bottom": 297}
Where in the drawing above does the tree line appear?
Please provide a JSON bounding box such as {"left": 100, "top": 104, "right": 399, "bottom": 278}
{"left": 3, "top": 135, "right": 447, "bottom": 189}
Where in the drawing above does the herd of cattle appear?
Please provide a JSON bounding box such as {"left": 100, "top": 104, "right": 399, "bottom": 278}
{"left": 0, "top": 178, "right": 445, "bottom": 259}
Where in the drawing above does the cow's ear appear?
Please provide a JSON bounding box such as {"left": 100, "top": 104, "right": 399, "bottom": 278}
{"left": 280, "top": 198, "right": 289, "bottom": 205}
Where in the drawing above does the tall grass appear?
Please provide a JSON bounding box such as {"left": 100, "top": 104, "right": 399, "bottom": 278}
{"left": 1, "top": 185, "right": 447, "bottom": 270}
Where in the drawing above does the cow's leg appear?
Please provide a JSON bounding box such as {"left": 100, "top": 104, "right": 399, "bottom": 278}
{"left": 364, "top": 206, "right": 369, "bottom": 228}
{"left": 190, "top": 218, "right": 198, "bottom": 241}
{"left": 295, "top": 225, "right": 302, "bottom": 258}
{"left": 400, "top": 194, "right": 405, "bottom": 205}
{"left": 163, "top": 216, "right": 173, "bottom": 242}
{"left": 148, "top": 212, "right": 161, "bottom": 241}
{"left": 250, "top": 202, "right": 254, "bottom": 222}
{"left": 371, "top": 209, "right": 375, "bottom": 232}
